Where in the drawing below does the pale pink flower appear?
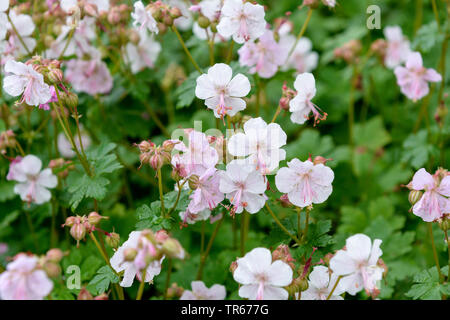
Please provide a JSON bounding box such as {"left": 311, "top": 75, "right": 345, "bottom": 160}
{"left": 179, "top": 208, "right": 211, "bottom": 225}
{"left": 125, "top": 32, "right": 161, "bottom": 74}
{"left": 57, "top": 130, "right": 91, "bottom": 158}
{"left": 132, "top": 1, "right": 159, "bottom": 34}
{"left": 38, "top": 86, "right": 58, "bottom": 111}
{"left": 65, "top": 58, "right": 113, "bottom": 95}
{"left": 322, "top": 0, "right": 336, "bottom": 7}
{"left": 227, "top": 117, "right": 287, "bottom": 174}
{"left": 275, "top": 158, "right": 334, "bottom": 208}
{"left": 3, "top": 60, "right": 52, "bottom": 106}
{"left": 110, "top": 231, "right": 163, "bottom": 287}
{"left": 394, "top": 51, "right": 441, "bottom": 101}
{"left": 298, "top": 266, "right": 344, "bottom": 300}
{"left": 219, "top": 163, "right": 267, "bottom": 214}
{"left": 0, "top": 254, "right": 53, "bottom": 300}
{"left": 217, "top": 0, "right": 266, "bottom": 44}
{"left": 233, "top": 247, "right": 293, "bottom": 300}
{"left": 330, "top": 234, "right": 384, "bottom": 296}
{"left": 408, "top": 168, "right": 450, "bottom": 222}
{"left": 180, "top": 281, "right": 226, "bottom": 300}
{"left": 280, "top": 36, "right": 318, "bottom": 74}
{"left": 188, "top": 167, "right": 225, "bottom": 213}
{"left": 383, "top": 26, "right": 411, "bottom": 69}
{"left": 289, "top": 72, "right": 327, "bottom": 125}
{"left": 238, "top": 30, "right": 287, "bottom": 78}
{"left": 7, "top": 155, "right": 58, "bottom": 205}
{"left": 171, "top": 130, "right": 219, "bottom": 177}
{"left": 195, "top": 63, "right": 251, "bottom": 120}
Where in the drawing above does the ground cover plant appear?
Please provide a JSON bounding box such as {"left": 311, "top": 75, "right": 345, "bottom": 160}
{"left": 0, "top": 0, "right": 449, "bottom": 300}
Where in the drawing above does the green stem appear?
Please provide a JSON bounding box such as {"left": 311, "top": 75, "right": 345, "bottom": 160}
{"left": 286, "top": 8, "right": 313, "bottom": 61}
{"left": 265, "top": 203, "right": 302, "bottom": 246}
{"left": 136, "top": 269, "right": 147, "bottom": 300}
{"left": 196, "top": 217, "right": 224, "bottom": 280}
{"left": 428, "top": 223, "right": 444, "bottom": 283}
{"left": 431, "top": 0, "right": 440, "bottom": 31}
{"left": 172, "top": 25, "right": 202, "bottom": 73}
{"left": 240, "top": 212, "right": 246, "bottom": 256}
{"left": 326, "top": 276, "right": 342, "bottom": 300}
{"left": 444, "top": 229, "right": 450, "bottom": 280}
{"left": 200, "top": 221, "right": 205, "bottom": 255}
{"left": 7, "top": 13, "right": 31, "bottom": 55}
{"left": 271, "top": 105, "right": 282, "bottom": 123}
{"left": 302, "top": 208, "right": 310, "bottom": 242}
{"left": 158, "top": 168, "right": 166, "bottom": 217}
{"left": 58, "top": 28, "right": 75, "bottom": 60}
{"left": 25, "top": 210, "right": 39, "bottom": 252}
{"left": 163, "top": 258, "right": 173, "bottom": 299}
{"left": 226, "top": 41, "right": 234, "bottom": 64}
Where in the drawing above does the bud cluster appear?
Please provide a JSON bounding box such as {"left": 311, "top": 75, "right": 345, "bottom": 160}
{"left": 26, "top": 56, "right": 64, "bottom": 85}
{"left": 136, "top": 140, "right": 177, "bottom": 170}
{"left": 49, "top": 158, "right": 75, "bottom": 179}
{"left": 37, "top": 248, "right": 66, "bottom": 278}
{"left": 145, "top": 1, "right": 183, "bottom": 34}
{"left": 279, "top": 83, "right": 296, "bottom": 111}
{"left": 62, "top": 212, "right": 109, "bottom": 246}
{"left": 334, "top": 40, "right": 362, "bottom": 64}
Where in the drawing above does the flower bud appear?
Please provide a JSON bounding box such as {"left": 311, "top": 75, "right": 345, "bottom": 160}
{"left": 229, "top": 260, "right": 238, "bottom": 274}
{"left": 163, "top": 15, "right": 173, "bottom": 27}
{"left": 278, "top": 194, "right": 293, "bottom": 208}
{"left": 43, "top": 261, "right": 62, "bottom": 278}
{"left": 124, "top": 248, "right": 138, "bottom": 261}
{"left": 197, "top": 15, "right": 210, "bottom": 29}
{"left": 106, "top": 232, "right": 120, "bottom": 249}
{"left": 150, "top": 153, "right": 163, "bottom": 170}
{"left": 166, "top": 283, "right": 184, "bottom": 299}
{"left": 47, "top": 68, "right": 63, "bottom": 84}
{"left": 161, "top": 238, "right": 184, "bottom": 259}
{"left": 302, "top": 0, "right": 320, "bottom": 9}
{"left": 70, "top": 223, "right": 86, "bottom": 241}
{"left": 162, "top": 140, "right": 177, "bottom": 152}
{"left": 46, "top": 248, "right": 64, "bottom": 262}
{"left": 439, "top": 217, "right": 450, "bottom": 232}
{"left": 77, "top": 288, "right": 94, "bottom": 300}
{"left": 169, "top": 7, "right": 182, "bottom": 19}
{"left": 88, "top": 211, "right": 108, "bottom": 226}
{"left": 64, "top": 92, "right": 79, "bottom": 109}
{"left": 408, "top": 190, "right": 423, "bottom": 205}
{"left": 210, "top": 22, "right": 218, "bottom": 33}
{"left": 313, "top": 156, "right": 332, "bottom": 165}
{"left": 63, "top": 216, "right": 77, "bottom": 227}
{"left": 154, "top": 230, "right": 169, "bottom": 243}
{"left": 94, "top": 293, "right": 109, "bottom": 300}
{"left": 188, "top": 175, "right": 200, "bottom": 190}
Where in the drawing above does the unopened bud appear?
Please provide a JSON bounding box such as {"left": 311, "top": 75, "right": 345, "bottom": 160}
{"left": 161, "top": 238, "right": 184, "bottom": 259}
{"left": 169, "top": 7, "right": 182, "bottom": 19}
{"left": 77, "top": 288, "right": 94, "bottom": 300}
{"left": 94, "top": 293, "right": 109, "bottom": 300}
{"left": 313, "top": 156, "right": 332, "bottom": 165}
{"left": 408, "top": 190, "right": 423, "bottom": 206}
{"left": 124, "top": 248, "right": 137, "bottom": 261}
{"left": 439, "top": 217, "right": 450, "bottom": 232}
{"left": 64, "top": 92, "right": 79, "bottom": 109}
{"left": 150, "top": 154, "right": 163, "bottom": 170}
{"left": 63, "top": 216, "right": 77, "bottom": 227}
{"left": 106, "top": 232, "right": 120, "bottom": 249}
{"left": 197, "top": 15, "right": 210, "bottom": 29}
{"left": 88, "top": 212, "right": 107, "bottom": 226}
{"left": 229, "top": 260, "right": 238, "bottom": 274}
{"left": 44, "top": 261, "right": 62, "bottom": 278}
{"left": 70, "top": 223, "right": 86, "bottom": 241}
{"left": 188, "top": 175, "right": 200, "bottom": 190}
{"left": 47, "top": 68, "right": 63, "bottom": 84}
{"left": 46, "top": 248, "right": 64, "bottom": 262}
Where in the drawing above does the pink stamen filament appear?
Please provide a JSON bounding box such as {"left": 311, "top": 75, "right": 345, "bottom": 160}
{"left": 256, "top": 281, "right": 264, "bottom": 300}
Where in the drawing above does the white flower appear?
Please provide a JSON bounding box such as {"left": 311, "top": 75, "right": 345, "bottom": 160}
{"left": 233, "top": 247, "right": 293, "bottom": 300}
{"left": 228, "top": 117, "right": 287, "bottom": 174}
{"left": 187, "top": 167, "right": 224, "bottom": 213}
{"left": 217, "top": 0, "right": 266, "bottom": 44}
{"left": 289, "top": 72, "right": 327, "bottom": 125}
{"left": 179, "top": 208, "right": 211, "bottom": 224}
{"left": 3, "top": 60, "right": 52, "bottom": 107}
{"left": 180, "top": 281, "right": 226, "bottom": 300}
{"left": 299, "top": 266, "right": 344, "bottom": 300}
{"left": 280, "top": 36, "right": 318, "bottom": 74}
{"left": 57, "top": 130, "right": 91, "bottom": 158}
{"left": 195, "top": 63, "right": 250, "bottom": 120}
{"left": 0, "top": 0, "right": 9, "bottom": 12}
{"left": 384, "top": 26, "right": 411, "bottom": 69}
{"left": 164, "top": 0, "right": 192, "bottom": 30}
{"left": 110, "top": 231, "right": 163, "bottom": 287}
{"left": 132, "top": 1, "right": 159, "bottom": 34}
{"left": 0, "top": 254, "right": 53, "bottom": 300}
{"left": 125, "top": 32, "right": 161, "bottom": 74}
{"left": 275, "top": 158, "right": 334, "bottom": 208}
{"left": 219, "top": 162, "right": 267, "bottom": 214}
{"left": 330, "top": 234, "right": 384, "bottom": 296}
{"left": 322, "top": 0, "right": 336, "bottom": 7}
{"left": 7, "top": 155, "right": 58, "bottom": 205}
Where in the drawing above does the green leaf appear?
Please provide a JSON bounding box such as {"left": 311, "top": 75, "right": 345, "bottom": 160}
{"left": 412, "top": 21, "right": 445, "bottom": 52}
{"left": 0, "top": 181, "right": 16, "bottom": 202}
{"left": 135, "top": 201, "right": 174, "bottom": 231}
{"left": 175, "top": 71, "right": 200, "bottom": 109}
{"left": 87, "top": 265, "right": 119, "bottom": 295}
{"left": 401, "top": 130, "right": 438, "bottom": 169}
{"left": 405, "top": 266, "right": 449, "bottom": 300}
{"left": 353, "top": 116, "right": 391, "bottom": 151}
